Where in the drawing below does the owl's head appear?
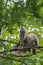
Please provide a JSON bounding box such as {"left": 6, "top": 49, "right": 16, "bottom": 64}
{"left": 19, "top": 27, "right": 27, "bottom": 41}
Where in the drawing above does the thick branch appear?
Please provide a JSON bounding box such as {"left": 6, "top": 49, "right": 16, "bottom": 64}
{"left": 0, "top": 46, "right": 43, "bottom": 54}
{"left": 10, "top": 46, "right": 43, "bottom": 51}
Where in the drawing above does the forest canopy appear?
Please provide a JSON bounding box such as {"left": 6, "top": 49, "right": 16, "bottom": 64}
{"left": 0, "top": 0, "right": 43, "bottom": 65}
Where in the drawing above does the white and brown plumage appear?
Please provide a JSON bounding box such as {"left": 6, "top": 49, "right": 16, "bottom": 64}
{"left": 19, "top": 27, "right": 39, "bottom": 54}
{"left": 11, "top": 27, "right": 39, "bottom": 56}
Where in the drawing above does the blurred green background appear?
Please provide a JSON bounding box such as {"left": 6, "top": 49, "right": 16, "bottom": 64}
{"left": 0, "top": 0, "right": 43, "bottom": 65}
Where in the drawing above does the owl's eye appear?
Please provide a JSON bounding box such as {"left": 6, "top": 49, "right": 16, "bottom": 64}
{"left": 20, "top": 30, "right": 25, "bottom": 34}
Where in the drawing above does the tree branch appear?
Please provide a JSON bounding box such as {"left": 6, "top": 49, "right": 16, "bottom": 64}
{"left": 0, "top": 46, "right": 43, "bottom": 54}
{"left": 10, "top": 46, "right": 43, "bottom": 51}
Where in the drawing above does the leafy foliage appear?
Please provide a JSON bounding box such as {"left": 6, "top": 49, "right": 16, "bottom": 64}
{"left": 0, "top": 0, "right": 43, "bottom": 65}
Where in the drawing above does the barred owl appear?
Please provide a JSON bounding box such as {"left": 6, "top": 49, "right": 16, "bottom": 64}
{"left": 11, "top": 27, "right": 39, "bottom": 56}
{"left": 19, "top": 27, "right": 39, "bottom": 54}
